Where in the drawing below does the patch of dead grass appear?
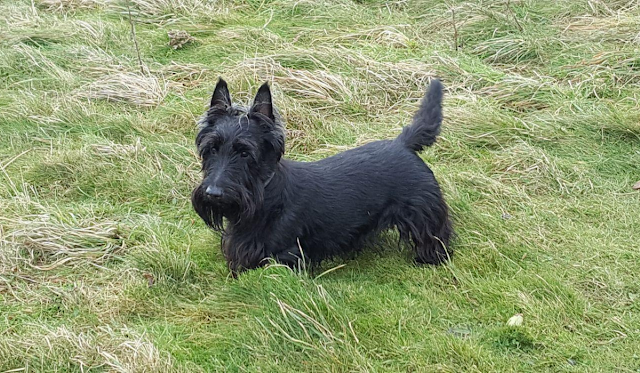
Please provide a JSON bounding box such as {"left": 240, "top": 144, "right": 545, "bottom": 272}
{"left": 77, "top": 71, "right": 170, "bottom": 107}
{"left": 564, "top": 51, "right": 640, "bottom": 90}
{"left": 0, "top": 214, "right": 125, "bottom": 271}
{"left": 89, "top": 138, "right": 147, "bottom": 158}
{"left": 471, "top": 33, "right": 551, "bottom": 64}
{"left": 479, "top": 74, "right": 557, "bottom": 112}
{"left": 39, "top": 0, "right": 110, "bottom": 12}
{"left": 560, "top": 15, "right": 640, "bottom": 43}
{"left": 0, "top": 324, "right": 178, "bottom": 372}
{"left": 114, "top": 0, "right": 239, "bottom": 25}
{"left": 322, "top": 26, "right": 412, "bottom": 48}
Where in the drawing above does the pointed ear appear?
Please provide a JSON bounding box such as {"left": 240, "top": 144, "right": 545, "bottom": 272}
{"left": 210, "top": 78, "right": 232, "bottom": 110}
{"left": 250, "top": 82, "right": 274, "bottom": 121}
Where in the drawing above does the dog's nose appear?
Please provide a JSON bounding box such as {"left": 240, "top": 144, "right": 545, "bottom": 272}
{"left": 205, "top": 185, "right": 223, "bottom": 198}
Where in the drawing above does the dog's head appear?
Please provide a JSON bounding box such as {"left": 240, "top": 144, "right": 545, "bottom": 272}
{"left": 193, "top": 79, "right": 285, "bottom": 226}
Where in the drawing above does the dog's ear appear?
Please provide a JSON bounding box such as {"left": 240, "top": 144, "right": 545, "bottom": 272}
{"left": 250, "top": 82, "right": 284, "bottom": 159}
{"left": 210, "top": 78, "right": 232, "bottom": 110}
{"left": 250, "top": 82, "right": 274, "bottom": 121}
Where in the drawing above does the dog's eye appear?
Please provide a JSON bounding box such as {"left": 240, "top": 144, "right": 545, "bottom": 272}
{"left": 209, "top": 147, "right": 217, "bottom": 155}
{"left": 240, "top": 151, "right": 249, "bottom": 158}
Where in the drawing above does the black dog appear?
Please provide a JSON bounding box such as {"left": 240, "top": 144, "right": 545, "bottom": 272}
{"left": 192, "top": 78, "right": 452, "bottom": 274}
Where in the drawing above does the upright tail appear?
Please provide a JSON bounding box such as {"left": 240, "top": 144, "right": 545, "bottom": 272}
{"left": 396, "top": 79, "right": 443, "bottom": 152}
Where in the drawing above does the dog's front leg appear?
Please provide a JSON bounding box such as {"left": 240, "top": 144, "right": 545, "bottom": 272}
{"left": 273, "top": 245, "right": 309, "bottom": 270}
{"left": 223, "top": 237, "right": 269, "bottom": 274}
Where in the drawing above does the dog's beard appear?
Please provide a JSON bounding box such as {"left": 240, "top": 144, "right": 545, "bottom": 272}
{"left": 206, "top": 207, "right": 225, "bottom": 232}
{"left": 192, "top": 185, "right": 225, "bottom": 231}
{"left": 230, "top": 176, "right": 265, "bottom": 226}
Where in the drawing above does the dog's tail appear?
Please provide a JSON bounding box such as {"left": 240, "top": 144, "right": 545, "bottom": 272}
{"left": 396, "top": 79, "right": 443, "bottom": 152}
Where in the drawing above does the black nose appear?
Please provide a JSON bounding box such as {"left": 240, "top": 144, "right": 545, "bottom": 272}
{"left": 205, "top": 185, "right": 223, "bottom": 198}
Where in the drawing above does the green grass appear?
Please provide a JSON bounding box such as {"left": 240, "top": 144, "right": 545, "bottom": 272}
{"left": 1, "top": 0, "right": 639, "bottom": 371}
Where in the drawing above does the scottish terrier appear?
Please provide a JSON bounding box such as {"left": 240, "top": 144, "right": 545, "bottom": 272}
{"left": 192, "top": 78, "right": 453, "bottom": 274}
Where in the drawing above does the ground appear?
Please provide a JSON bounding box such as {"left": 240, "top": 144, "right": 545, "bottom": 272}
{"left": 1, "top": 0, "right": 639, "bottom": 371}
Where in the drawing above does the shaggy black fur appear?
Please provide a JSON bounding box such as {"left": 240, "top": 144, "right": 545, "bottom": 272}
{"left": 192, "top": 78, "right": 453, "bottom": 274}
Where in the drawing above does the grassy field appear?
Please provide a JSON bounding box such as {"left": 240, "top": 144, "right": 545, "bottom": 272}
{"left": 1, "top": 0, "right": 639, "bottom": 371}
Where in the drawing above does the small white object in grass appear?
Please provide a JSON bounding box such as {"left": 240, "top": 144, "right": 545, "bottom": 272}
{"left": 507, "top": 313, "right": 523, "bottom": 327}
{"left": 633, "top": 180, "right": 640, "bottom": 190}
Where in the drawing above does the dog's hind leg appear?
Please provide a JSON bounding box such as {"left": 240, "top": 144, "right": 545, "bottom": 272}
{"left": 394, "top": 200, "right": 453, "bottom": 265}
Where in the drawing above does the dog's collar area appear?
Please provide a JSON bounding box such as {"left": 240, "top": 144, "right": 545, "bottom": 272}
{"left": 264, "top": 172, "right": 275, "bottom": 188}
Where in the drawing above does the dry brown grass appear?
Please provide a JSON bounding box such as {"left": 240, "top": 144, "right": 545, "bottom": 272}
{"left": 567, "top": 51, "right": 640, "bottom": 86}
{"left": 223, "top": 56, "right": 354, "bottom": 137}
{"left": 276, "top": 69, "right": 353, "bottom": 104}
{"left": 560, "top": 15, "right": 640, "bottom": 43}
{"left": 156, "top": 61, "right": 209, "bottom": 87}
{"left": 116, "top": 0, "right": 239, "bottom": 24}
{"left": 69, "top": 52, "right": 207, "bottom": 105}
{"left": 471, "top": 34, "right": 550, "bottom": 64}
{"left": 90, "top": 139, "right": 147, "bottom": 158}
{"left": 39, "top": 0, "right": 110, "bottom": 12}
{"left": 0, "top": 214, "right": 125, "bottom": 271}
{"left": 77, "top": 71, "right": 170, "bottom": 107}
{"left": 0, "top": 324, "right": 179, "bottom": 372}
{"left": 322, "top": 26, "right": 412, "bottom": 48}
{"left": 479, "top": 74, "right": 557, "bottom": 112}
{"left": 229, "top": 56, "right": 352, "bottom": 104}
{"left": 217, "top": 26, "right": 283, "bottom": 46}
